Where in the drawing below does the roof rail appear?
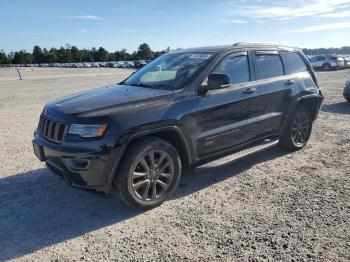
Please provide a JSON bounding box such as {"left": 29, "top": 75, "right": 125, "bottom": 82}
{"left": 233, "top": 42, "right": 300, "bottom": 50}
{"left": 233, "top": 42, "right": 277, "bottom": 46}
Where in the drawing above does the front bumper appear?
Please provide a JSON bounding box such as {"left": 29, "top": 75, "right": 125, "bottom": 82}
{"left": 33, "top": 132, "right": 120, "bottom": 192}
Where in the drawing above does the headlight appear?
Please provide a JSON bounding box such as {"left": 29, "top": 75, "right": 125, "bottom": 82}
{"left": 68, "top": 124, "right": 108, "bottom": 138}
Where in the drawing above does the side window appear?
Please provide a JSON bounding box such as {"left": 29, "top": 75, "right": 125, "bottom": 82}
{"left": 317, "top": 56, "right": 325, "bottom": 61}
{"left": 254, "top": 52, "right": 284, "bottom": 80}
{"left": 213, "top": 55, "right": 250, "bottom": 85}
{"left": 280, "top": 51, "right": 307, "bottom": 75}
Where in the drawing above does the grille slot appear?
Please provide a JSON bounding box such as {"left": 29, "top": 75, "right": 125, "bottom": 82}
{"left": 38, "top": 115, "right": 67, "bottom": 143}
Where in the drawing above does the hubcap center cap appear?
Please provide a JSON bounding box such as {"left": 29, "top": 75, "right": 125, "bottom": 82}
{"left": 150, "top": 169, "right": 157, "bottom": 179}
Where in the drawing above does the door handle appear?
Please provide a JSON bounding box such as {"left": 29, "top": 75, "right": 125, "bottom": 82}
{"left": 285, "top": 79, "right": 295, "bottom": 85}
{"left": 243, "top": 88, "right": 256, "bottom": 94}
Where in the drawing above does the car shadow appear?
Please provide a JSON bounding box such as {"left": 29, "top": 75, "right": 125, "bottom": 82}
{"left": 0, "top": 146, "right": 288, "bottom": 260}
{"left": 176, "top": 147, "right": 288, "bottom": 198}
{"left": 321, "top": 102, "right": 350, "bottom": 114}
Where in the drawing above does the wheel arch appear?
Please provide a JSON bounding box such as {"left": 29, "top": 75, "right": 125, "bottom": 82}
{"left": 106, "top": 126, "right": 192, "bottom": 191}
{"left": 297, "top": 95, "right": 320, "bottom": 121}
{"left": 279, "top": 94, "right": 320, "bottom": 136}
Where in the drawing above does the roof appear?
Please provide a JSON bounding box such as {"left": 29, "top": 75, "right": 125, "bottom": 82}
{"left": 175, "top": 42, "right": 299, "bottom": 54}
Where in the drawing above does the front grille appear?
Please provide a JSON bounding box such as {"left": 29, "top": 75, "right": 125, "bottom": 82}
{"left": 38, "top": 115, "right": 68, "bottom": 143}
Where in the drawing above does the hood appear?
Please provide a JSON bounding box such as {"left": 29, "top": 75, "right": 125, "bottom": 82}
{"left": 46, "top": 84, "right": 173, "bottom": 116}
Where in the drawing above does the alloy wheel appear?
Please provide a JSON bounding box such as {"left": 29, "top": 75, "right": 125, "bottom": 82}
{"left": 130, "top": 150, "right": 175, "bottom": 202}
{"left": 291, "top": 111, "right": 310, "bottom": 146}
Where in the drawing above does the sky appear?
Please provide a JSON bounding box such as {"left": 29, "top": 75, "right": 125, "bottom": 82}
{"left": 1, "top": 0, "right": 350, "bottom": 53}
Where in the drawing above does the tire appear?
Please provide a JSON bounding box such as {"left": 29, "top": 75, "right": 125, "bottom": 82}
{"left": 279, "top": 106, "right": 313, "bottom": 151}
{"left": 322, "top": 63, "right": 332, "bottom": 71}
{"left": 114, "top": 137, "right": 182, "bottom": 209}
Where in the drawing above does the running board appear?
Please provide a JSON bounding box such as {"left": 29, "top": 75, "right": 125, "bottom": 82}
{"left": 226, "top": 138, "right": 280, "bottom": 162}
{"left": 195, "top": 138, "right": 280, "bottom": 167}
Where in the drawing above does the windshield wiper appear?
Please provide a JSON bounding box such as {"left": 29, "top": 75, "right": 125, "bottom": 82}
{"left": 128, "top": 83, "right": 153, "bottom": 88}
{"left": 127, "top": 82, "right": 175, "bottom": 93}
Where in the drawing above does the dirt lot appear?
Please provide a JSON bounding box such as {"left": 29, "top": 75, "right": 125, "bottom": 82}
{"left": 0, "top": 68, "right": 349, "bottom": 261}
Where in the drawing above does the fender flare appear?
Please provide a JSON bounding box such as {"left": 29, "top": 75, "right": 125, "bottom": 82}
{"left": 105, "top": 126, "right": 192, "bottom": 192}
{"left": 279, "top": 94, "right": 322, "bottom": 135}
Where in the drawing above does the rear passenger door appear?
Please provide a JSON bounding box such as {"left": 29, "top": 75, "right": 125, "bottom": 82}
{"left": 251, "top": 50, "right": 291, "bottom": 136}
{"left": 279, "top": 49, "right": 311, "bottom": 104}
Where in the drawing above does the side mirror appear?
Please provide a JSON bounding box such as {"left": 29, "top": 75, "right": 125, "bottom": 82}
{"left": 204, "top": 73, "right": 231, "bottom": 90}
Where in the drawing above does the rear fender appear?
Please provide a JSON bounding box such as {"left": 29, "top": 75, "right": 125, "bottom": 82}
{"left": 279, "top": 94, "right": 323, "bottom": 135}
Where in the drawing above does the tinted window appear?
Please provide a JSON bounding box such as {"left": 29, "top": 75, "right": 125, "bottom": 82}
{"left": 254, "top": 52, "right": 284, "bottom": 80}
{"left": 280, "top": 51, "right": 307, "bottom": 75}
{"left": 317, "top": 56, "right": 325, "bottom": 61}
{"left": 213, "top": 55, "right": 250, "bottom": 85}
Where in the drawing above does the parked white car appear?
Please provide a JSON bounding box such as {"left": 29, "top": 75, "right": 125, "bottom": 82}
{"left": 343, "top": 56, "right": 350, "bottom": 68}
{"left": 309, "top": 55, "right": 345, "bottom": 71}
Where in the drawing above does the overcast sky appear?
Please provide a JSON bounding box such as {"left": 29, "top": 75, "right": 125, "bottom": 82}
{"left": 1, "top": 0, "right": 350, "bottom": 52}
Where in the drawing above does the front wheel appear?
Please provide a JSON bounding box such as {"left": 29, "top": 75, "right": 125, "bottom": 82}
{"left": 114, "top": 137, "right": 182, "bottom": 209}
{"left": 279, "top": 106, "right": 312, "bottom": 151}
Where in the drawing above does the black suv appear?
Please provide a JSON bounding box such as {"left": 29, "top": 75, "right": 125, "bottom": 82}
{"left": 33, "top": 43, "right": 324, "bottom": 209}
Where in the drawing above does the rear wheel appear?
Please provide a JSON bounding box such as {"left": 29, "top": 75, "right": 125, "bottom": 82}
{"left": 280, "top": 106, "right": 312, "bottom": 150}
{"left": 114, "top": 137, "right": 182, "bottom": 209}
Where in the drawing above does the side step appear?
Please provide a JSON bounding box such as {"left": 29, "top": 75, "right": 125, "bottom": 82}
{"left": 204, "top": 138, "right": 280, "bottom": 167}
{"left": 227, "top": 138, "right": 279, "bottom": 162}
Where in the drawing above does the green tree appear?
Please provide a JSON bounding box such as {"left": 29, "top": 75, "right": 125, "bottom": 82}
{"left": 12, "top": 50, "right": 33, "bottom": 64}
{"left": 47, "top": 47, "right": 57, "bottom": 63}
{"left": 108, "top": 52, "right": 115, "bottom": 61}
{"left": 137, "top": 43, "right": 153, "bottom": 60}
{"left": 0, "top": 50, "right": 10, "bottom": 64}
{"left": 114, "top": 49, "right": 128, "bottom": 61}
{"left": 81, "top": 49, "right": 94, "bottom": 62}
{"left": 71, "top": 46, "right": 82, "bottom": 62}
{"left": 32, "top": 45, "right": 44, "bottom": 63}
{"left": 8, "top": 52, "right": 15, "bottom": 63}
{"left": 56, "top": 47, "right": 72, "bottom": 63}
{"left": 96, "top": 47, "right": 108, "bottom": 61}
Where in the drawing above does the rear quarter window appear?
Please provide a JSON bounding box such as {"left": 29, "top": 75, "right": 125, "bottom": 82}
{"left": 254, "top": 52, "right": 284, "bottom": 80}
{"left": 280, "top": 51, "right": 307, "bottom": 75}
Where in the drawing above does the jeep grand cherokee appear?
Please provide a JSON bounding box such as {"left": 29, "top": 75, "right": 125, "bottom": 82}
{"left": 33, "top": 43, "right": 324, "bottom": 209}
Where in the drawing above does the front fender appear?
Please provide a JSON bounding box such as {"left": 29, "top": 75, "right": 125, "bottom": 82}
{"left": 104, "top": 125, "right": 192, "bottom": 193}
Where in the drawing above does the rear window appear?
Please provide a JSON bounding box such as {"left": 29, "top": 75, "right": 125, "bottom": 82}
{"left": 280, "top": 51, "right": 307, "bottom": 75}
{"left": 254, "top": 52, "right": 284, "bottom": 80}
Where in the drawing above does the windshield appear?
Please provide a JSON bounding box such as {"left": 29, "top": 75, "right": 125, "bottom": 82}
{"left": 123, "top": 52, "right": 214, "bottom": 90}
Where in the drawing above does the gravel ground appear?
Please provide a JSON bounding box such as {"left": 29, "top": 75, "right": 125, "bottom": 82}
{"left": 0, "top": 68, "right": 349, "bottom": 261}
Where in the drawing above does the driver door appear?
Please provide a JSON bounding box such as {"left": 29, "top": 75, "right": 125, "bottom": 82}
{"left": 194, "top": 51, "right": 263, "bottom": 157}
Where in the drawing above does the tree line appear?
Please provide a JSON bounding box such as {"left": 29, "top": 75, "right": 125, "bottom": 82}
{"left": 302, "top": 46, "right": 350, "bottom": 56}
{"left": 0, "top": 43, "right": 170, "bottom": 65}
{"left": 1, "top": 44, "right": 350, "bottom": 65}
